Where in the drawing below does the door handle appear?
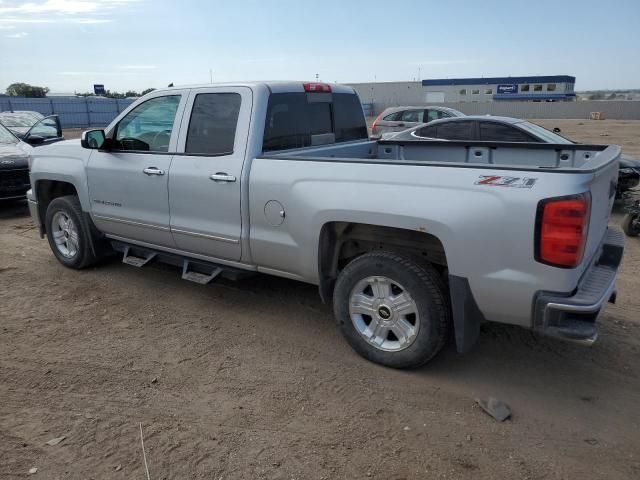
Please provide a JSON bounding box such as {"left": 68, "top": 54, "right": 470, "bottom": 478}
{"left": 210, "top": 173, "right": 237, "bottom": 182}
{"left": 143, "top": 167, "right": 165, "bottom": 176}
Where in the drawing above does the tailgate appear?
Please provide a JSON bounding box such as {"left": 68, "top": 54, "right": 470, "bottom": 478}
{"left": 582, "top": 145, "right": 621, "bottom": 270}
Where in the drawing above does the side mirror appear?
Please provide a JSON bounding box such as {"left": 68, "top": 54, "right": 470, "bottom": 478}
{"left": 24, "top": 135, "right": 45, "bottom": 145}
{"left": 81, "top": 129, "right": 107, "bottom": 149}
{"left": 553, "top": 127, "right": 562, "bottom": 133}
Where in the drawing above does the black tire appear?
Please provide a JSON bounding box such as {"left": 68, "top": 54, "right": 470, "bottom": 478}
{"left": 45, "top": 195, "right": 99, "bottom": 269}
{"left": 622, "top": 213, "right": 640, "bottom": 237}
{"left": 333, "top": 251, "right": 450, "bottom": 369}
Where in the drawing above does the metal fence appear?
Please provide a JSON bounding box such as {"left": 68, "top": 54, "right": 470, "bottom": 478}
{"left": 369, "top": 100, "right": 640, "bottom": 120}
{"left": 0, "top": 96, "right": 135, "bottom": 128}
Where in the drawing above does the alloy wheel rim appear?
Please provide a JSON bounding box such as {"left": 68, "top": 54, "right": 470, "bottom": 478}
{"left": 52, "top": 211, "right": 79, "bottom": 258}
{"left": 349, "top": 276, "right": 420, "bottom": 352}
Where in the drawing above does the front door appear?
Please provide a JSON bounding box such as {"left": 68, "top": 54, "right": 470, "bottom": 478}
{"left": 169, "top": 87, "right": 252, "bottom": 261}
{"left": 87, "top": 93, "right": 187, "bottom": 247}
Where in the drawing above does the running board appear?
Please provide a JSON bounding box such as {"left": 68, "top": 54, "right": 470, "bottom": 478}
{"left": 181, "top": 260, "right": 223, "bottom": 285}
{"left": 122, "top": 246, "right": 157, "bottom": 267}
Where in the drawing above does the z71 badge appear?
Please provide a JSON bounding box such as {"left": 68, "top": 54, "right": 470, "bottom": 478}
{"left": 475, "top": 175, "right": 537, "bottom": 188}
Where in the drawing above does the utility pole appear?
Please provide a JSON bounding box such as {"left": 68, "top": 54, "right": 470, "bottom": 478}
{"left": 210, "top": 69, "right": 213, "bottom": 83}
{"left": 315, "top": 73, "right": 319, "bottom": 82}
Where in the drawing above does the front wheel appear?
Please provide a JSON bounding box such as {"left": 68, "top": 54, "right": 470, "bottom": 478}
{"left": 622, "top": 213, "right": 640, "bottom": 237}
{"left": 333, "top": 251, "right": 450, "bottom": 369}
{"left": 45, "top": 195, "right": 100, "bottom": 269}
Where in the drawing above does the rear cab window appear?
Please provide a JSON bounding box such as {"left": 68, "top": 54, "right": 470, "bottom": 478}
{"left": 262, "top": 90, "right": 368, "bottom": 152}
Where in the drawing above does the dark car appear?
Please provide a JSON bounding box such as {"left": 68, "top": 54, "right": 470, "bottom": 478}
{"left": 0, "top": 111, "right": 64, "bottom": 146}
{"left": 0, "top": 122, "right": 33, "bottom": 201}
{"left": 389, "top": 115, "right": 640, "bottom": 198}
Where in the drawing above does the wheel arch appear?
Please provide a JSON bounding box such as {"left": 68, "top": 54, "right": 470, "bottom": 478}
{"left": 35, "top": 179, "right": 80, "bottom": 234}
{"left": 317, "top": 221, "right": 483, "bottom": 354}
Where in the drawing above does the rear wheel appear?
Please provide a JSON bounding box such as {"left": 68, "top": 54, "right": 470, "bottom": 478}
{"left": 45, "top": 195, "right": 100, "bottom": 269}
{"left": 333, "top": 251, "right": 450, "bottom": 368}
{"left": 622, "top": 213, "right": 640, "bottom": 237}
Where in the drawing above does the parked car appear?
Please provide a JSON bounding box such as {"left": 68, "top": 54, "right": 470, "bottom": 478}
{"left": 0, "top": 122, "right": 33, "bottom": 201}
{"left": 387, "top": 115, "right": 640, "bottom": 198}
{"left": 371, "top": 106, "right": 464, "bottom": 137}
{"left": 28, "top": 82, "right": 623, "bottom": 368}
{"left": 0, "top": 111, "right": 64, "bottom": 146}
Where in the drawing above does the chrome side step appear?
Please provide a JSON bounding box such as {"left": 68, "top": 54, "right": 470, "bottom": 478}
{"left": 181, "top": 260, "right": 223, "bottom": 285}
{"left": 122, "top": 246, "right": 157, "bottom": 267}
{"left": 111, "top": 240, "right": 253, "bottom": 284}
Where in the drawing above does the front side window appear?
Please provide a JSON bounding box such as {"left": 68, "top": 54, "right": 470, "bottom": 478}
{"left": 425, "top": 110, "right": 439, "bottom": 122}
{"left": 479, "top": 122, "right": 534, "bottom": 142}
{"left": 114, "top": 95, "right": 181, "bottom": 152}
{"left": 186, "top": 93, "right": 241, "bottom": 155}
{"left": 401, "top": 110, "right": 423, "bottom": 122}
{"left": 28, "top": 117, "right": 60, "bottom": 140}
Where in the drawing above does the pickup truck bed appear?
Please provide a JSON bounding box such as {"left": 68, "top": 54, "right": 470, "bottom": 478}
{"left": 27, "top": 81, "right": 624, "bottom": 368}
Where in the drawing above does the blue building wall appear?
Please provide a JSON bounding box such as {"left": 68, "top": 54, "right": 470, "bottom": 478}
{"left": 0, "top": 96, "right": 135, "bottom": 128}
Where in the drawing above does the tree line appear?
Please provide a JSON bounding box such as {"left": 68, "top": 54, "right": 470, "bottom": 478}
{"left": 4, "top": 82, "right": 155, "bottom": 98}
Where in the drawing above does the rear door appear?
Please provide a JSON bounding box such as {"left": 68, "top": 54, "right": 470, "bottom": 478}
{"left": 169, "top": 86, "right": 252, "bottom": 261}
{"left": 393, "top": 109, "right": 424, "bottom": 132}
{"left": 87, "top": 92, "right": 187, "bottom": 247}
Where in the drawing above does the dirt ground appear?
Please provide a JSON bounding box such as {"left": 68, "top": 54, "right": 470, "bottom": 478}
{"left": 1, "top": 121, "right": 639, "bottom": 479}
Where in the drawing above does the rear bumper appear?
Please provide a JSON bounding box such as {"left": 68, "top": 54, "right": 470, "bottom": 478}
{"left": 533, "top": 227, "right": 624, "bottom": 344}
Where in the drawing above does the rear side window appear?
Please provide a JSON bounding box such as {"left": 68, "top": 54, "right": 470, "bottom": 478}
{"left": 383, "top": 111, "right": 402, "bottom": 121}
{"left": 434, "top": 121, "right": 473, "bottom": 140}
{"left": 479, "top": 122, "right": 533, "bottom": 142}
{"left": 263, "top": 92, "right": 367, "bottom": 152}
{"left": 186, "top": 93, "right": 241, "bottom": 155}
{"left": 401, "top": 110, "right": 423, "bottom": 122}
{"left": 414, "top": 125, "right": 437, "bottom": 138}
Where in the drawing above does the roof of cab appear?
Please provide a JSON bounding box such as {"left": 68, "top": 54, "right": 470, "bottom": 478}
{"left": 151, "top": 81, "right": 357, "bottom": 95}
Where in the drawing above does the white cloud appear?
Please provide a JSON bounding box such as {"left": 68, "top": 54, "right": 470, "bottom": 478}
{"left": 0, "top": 0, "right": 139, "bottom": 15}
{"left": 0, "top": 0, "right": 139, "bottom": 28}
{"left": 5, "top": 31, "right": 28, "bottom": 38}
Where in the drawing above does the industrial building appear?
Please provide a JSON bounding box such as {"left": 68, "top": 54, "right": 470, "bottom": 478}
{"left": 349, "top": 75, "right": 576, "bottom": 107}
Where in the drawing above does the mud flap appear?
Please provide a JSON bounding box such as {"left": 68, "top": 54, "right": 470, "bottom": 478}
{"left": 448, "top": 275, "right": 484, "bottom": 353}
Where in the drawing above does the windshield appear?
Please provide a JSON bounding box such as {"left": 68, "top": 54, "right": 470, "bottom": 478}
{"left": 0, "top": 112, "right": 40, "bottom": 128}
{"left": 0, "top": 123, "right": 18, "bottom": 144}
{"left": 518, "top": 121, "right": 573, "bottom": 144}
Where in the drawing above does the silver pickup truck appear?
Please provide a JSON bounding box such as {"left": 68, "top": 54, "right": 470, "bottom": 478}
{"left": 27, "top": 82, "right": 624, "bottom": 368}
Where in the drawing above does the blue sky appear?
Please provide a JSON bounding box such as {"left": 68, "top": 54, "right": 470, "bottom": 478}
{"left": 0, "top": 0, "right": 639, "bottom": 93}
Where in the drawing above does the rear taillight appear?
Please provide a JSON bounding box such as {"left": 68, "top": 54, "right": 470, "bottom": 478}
{"left": 371, "top": 113, "right": 383, "bottom": 135}
{"left": 535, "top": 193, "right": 591, "bottom": 268}
{"left": 303, "top": 82, "right": 331, "bottom": 93}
